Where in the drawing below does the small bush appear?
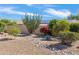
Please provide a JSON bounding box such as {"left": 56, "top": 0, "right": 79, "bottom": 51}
{"left": 55, "top": 20, "right": 70, "bottom": 31}
{"left": 48, "top": 19, "right": 70, "bottom": 36}
{"left": 0, "top": 22, "right": 6, "bottom": 32}
{"left": 6, "top": 26, "right": 20, "bottom": 36}
{"left": 70, "top": 23, "right": 79, "bottom": 32}
{"left": 59, "top": 32, "right": 79, "bottom": 46}
{"left": 48, "top": 19, "right": 58, "bottom": 29}
{"left": 40, "top": 26, "right": 49, "bottom": 35}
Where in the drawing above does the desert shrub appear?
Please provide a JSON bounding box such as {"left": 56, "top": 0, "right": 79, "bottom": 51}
{"left": 0, "top": 19, "right": 16, "bottom": 25}
{"left": 48, "top": 19, "right": 70, "bottom": 36}
{"left": 40, "top": 26, "right": 52, "bottom": 40}
{"left": 59, "top": 32, "right": 79, "bottom": 46}
{"left": 70, "top": 23, "right": 79, "bottom": 32}
{"left": 56, "top": 20, "right": 70, "bottom": 31}
{"left": 48, "top": 19, "right": 58, "bottom": 29}
{"left": 40, "top": 26, "right": 49, "bottom": 35}
{"left": 6, "top": 26, "right": 20, "bottom": 36}
{"left": 0, "top": 22, "right": 6, "bottom": 32}
{"left": 48, "top": 19, "right": 59, "bottom": 36}
{"left": 0, "top": 19, "right": 17, "bottom": 33}
{"left": 23, "top": 14, "right": 41, "bottom": 34}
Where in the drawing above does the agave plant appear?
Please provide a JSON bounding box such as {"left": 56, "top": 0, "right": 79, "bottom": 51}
{"left": 23, "top": 14, "right": 41, "bottom": 34}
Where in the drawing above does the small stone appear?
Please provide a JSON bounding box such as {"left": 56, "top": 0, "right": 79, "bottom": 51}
{"left": 76, "top": 46, "right": 79, "bottom": 49}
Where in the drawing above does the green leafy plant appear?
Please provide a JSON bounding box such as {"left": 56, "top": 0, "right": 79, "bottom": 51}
{"left": 23, "top": 14, "right": 41, "bottom": 34}
{"left": 0, "top": 21, "right": 6, "bottom": 32}
{"left": 70, "top": 23, "right": 79, "bottom": 32}
{"left": 6, "top": 26, "right": 20, "bottom": 36}
{"left": 48, "top": 19, "right": 58, "bottom": 36}
{"left": 0, "top": 19, "right": 16, "bottom": 25}
{"left": 69, "top": 15, "right": 77, "bottom": 20}
{"left": 48, "top": 19, "right": 58, "bottom": 29}
{"left": 48, "top": 19, "right": 70, "bottom": 36}
{"left": 0, "top": 19, "right": 17, "bottom": 32}
{"left": 54, "top": 20, "right": 69, "bottom": 31}
{"left": 69, "top": 14, "right": 79, "bottom": 20}
{"left": 59, "top": 32, "right": 79, "bottom": 46}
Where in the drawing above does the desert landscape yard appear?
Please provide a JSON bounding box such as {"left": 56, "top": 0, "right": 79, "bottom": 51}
{"left": 0, "top": 34, "right": 79, "bottom": 55}
{"left": 0, "top": 4, "right": 79, "bottom": 55}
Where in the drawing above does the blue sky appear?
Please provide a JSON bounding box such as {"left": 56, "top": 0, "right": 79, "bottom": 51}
{"left": 0, "top": 4, "right": 79, "bottom": 22}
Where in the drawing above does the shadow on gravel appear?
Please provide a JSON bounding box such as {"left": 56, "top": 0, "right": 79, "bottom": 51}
{"left": 17, "top": 34, "right": 29, "bottom": 37}
{"left": 0, "top": 38, "right": 13, "bottom": 41}
{"left": 33, "top": 35, "right": 45, "bottom": 38}
{"left": 46, "top": 43, "right": 70, "bottom": 51}
{"left": 41, "top": 39, "right": 54, "bottom": 41}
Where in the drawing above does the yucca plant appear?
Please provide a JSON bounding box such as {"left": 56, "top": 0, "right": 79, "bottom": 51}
{"left": 23, "top": 14, "right": 41, "bottom": 34}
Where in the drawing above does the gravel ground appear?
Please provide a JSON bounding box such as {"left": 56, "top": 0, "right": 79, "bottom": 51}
{"left": 0, "top": 36, "right": 52, "bottom": 55}
{"left": 0, "top": 34, "right": 79, "bottom": 55}
{"left": 25, "top": 34, "right": 79, "bottom": 55}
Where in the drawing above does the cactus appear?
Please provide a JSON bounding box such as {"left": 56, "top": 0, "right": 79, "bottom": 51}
{"left": 23, "top": 14, "right": 41, "bottom": 34}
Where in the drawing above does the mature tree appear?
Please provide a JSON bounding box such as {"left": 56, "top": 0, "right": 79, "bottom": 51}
{"left": 69, "top": 15, "right": 77, "bottom": 20}
{"left": 68, "top": 14, "right": 79, "bottom": 20}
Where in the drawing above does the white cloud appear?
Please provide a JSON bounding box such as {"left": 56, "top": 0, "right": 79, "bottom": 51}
{"left": 44, "top": 8, "right": 71, "bottom": 18}
{"left": 0, "top": 7, "right": 25, "bottom": 15}
{"left": 26, "top": 12, "right": 39, "bottom": 16}
{"left": 42, "top": 15, "right": 52, "bottom": 17}
{"left": 0, "top": 7, "right": 37, "bottom": 16}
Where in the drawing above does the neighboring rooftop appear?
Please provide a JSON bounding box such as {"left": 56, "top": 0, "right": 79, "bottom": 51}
{"left": 16, "top": 19, "right": 79, "bottom": 25}
{"left": 67, "top": 20, "right": 79, "bottom": 23}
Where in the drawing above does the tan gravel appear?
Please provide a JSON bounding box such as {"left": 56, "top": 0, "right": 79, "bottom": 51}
{"left": 0, "top": 38, "right": 52, "bottom": 55}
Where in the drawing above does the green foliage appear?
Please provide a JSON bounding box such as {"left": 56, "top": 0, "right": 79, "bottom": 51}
{"left": 48, "top": 19, "right": 58, "bottom": 36}
{"left": 0, "top": 19, "right": 17, "bottom": 33}
{"left": 69, "top": 14, "right": 79, "bottom": 20}
{"left": 59, "top": 32, "right": 79, "bottom": 46}
{"left": 70, "top": 23, "right": 79, "bottom": 32}
{"left": 76, "top": 16, "right": 79, "bottom": 20}
{"left": 70, "top": 15, "right": 77, "bottom": 20}
{"left": 0, "top": 19, "right": 19, "bottom": 35}
{"left": 23, "top": 14, "right": 41, "bottom": 34}
{"left": 48, "top": 19, "right": 58, "bottom": 29}
{"left": 0, "top": 21, "right": 6, "bottom": 32}
{"left": 6, "top": 26, "right": 20, "bottom": 36}
{"left": 0, "top": 19, "right": 16, "bottom": 25}
{"left": 0, "top": 19, "right": 10, "bottom": 24}
{"left": 54, "top": 20, "right": 70, "bottom": 32}
{"left": 48, "top": 19, "right": 70, "bottom": 36}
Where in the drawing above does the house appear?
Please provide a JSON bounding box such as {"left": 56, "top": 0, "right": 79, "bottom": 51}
{"left": 34, "top": 24, "right": 48, "bottom": 34}
{"left": 16, "top": 19, "right": 79, "bottom": 35}
{"left": 16, "top": 21, "right": 29, "bottom": 34}
{"left": 16, "top": 21, "right": 48, "bottom": 35}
